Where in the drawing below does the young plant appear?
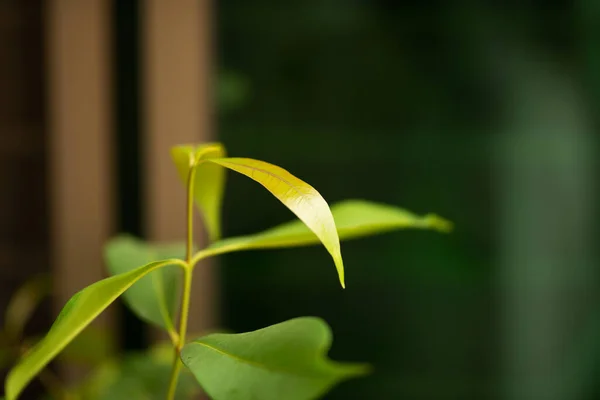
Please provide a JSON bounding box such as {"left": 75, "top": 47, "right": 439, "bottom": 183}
{"left": 3, "top": 142, "right": 451, "bottom": 400}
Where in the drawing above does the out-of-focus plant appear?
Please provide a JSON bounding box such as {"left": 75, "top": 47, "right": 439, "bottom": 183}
{"left": 0, "top": 276, "right": 63, "bottom": 398}
{"left": 0, "top": 277, "right": 116, "bottom": 399}
{"left": 3, "top": 142, "right": 451, "bottom": 400}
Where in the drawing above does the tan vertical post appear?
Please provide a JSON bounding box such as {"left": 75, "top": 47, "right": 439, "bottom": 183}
{"left": 46, "top": 0, "right": 114, "bottom": 381}
{"left": 143, "top": 0, "right": 216, "bottom": 336}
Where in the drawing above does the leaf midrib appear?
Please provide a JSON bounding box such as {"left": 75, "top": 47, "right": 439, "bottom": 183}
{"left": 190, "top": 341, "right": 326, "bottom": 381}
{"left": 211, "top": 159, "right": 322, "bottom": 228}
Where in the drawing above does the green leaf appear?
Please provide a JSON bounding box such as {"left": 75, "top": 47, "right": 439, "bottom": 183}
{"left": 105, "top": 235, "right": 185, "bottom": 333}
{"left": 205, "top": 157, "right": 346, "bottom": 287}
{"left": 198, "top": 199, "right": 452, "bottom": 270}
{"left": 4, "top": 259, "right": 181, "bottom": 400}
{"left": 181, "top": 317, "right": 369, "bottom": 400}
{"left": 171, "top": 143, "right": 226, "bottom": 242}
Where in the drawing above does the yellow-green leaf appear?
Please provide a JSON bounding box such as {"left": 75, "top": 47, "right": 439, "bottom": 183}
{"left": 105, "top": 235, "right": 185, "bottom": 334}
{"left": 195, "top": 200, "right": 452, "bottom": 277}
{"left": 181, "top": 317, "right": 369, "bottom": 400}
{"left": 205, "top": 157, "right": 345, "bottom": 287}
{"left": 171, "top": 143, "right": 226, "bottom": 242}
{"left": 4, "top": 259, "right": 182, "bottom": 400}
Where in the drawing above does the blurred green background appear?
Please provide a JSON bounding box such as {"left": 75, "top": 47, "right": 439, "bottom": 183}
{"left": 214, "top": 1, "right": 600, "bottom": 399}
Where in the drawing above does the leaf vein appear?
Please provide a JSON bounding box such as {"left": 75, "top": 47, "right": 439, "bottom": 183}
{"left": 192, "top": 341, "right": 321, "bottom": 380}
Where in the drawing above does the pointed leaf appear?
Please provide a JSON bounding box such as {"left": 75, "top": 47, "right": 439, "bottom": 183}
{"left": 105, "top": 235, "right": 185, "bottom": 332}
{"left": 181, "top": 317, "right": 369, "bottom": 400}
{"left": 171, "top": 143, "right": 226, "bottom": 241}
{"left": 200, "top": 199, "right": 452, "bottom": 259}
{"left": 4, "top": 259, "right": 181, "bottom": 400}
{"left": 205, "top": 157, "right": 345, "bottom": 287}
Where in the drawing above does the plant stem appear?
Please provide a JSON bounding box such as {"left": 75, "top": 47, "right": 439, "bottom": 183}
{"left": 166, "top": 266, "right": 193, "bottom": 399}
{"left": 166, "top": 348, "right": 183, "bottom": 400}
{"left": 166, "top": 166, "right": 196, "bottom": 400}
{"left": 185, "top": 167, "right": 196, "bottom": 263}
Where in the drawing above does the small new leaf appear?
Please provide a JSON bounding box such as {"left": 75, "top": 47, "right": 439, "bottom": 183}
{"left": 181, "top": 317, "right": 369, "bottom": 400}
{"left": 205, "top": 157, "right": 346, "bottom": 287}
{"left": 171, "top": 143, "right": 226, "bottom": 242}
{"left": 4, "top": 259, "right": 182, "bottom": 400}
{"left": 105, "top": 235, "right": 185, "bottom": 334}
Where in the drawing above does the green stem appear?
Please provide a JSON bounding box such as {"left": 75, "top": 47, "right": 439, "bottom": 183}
{"left": 185, "top": 167, "right": 196, "bottom": 263}
{"left": 166, "top": 267, "right": 192, "bottom": 399}
{"left": 166, "top": 166, "right": 196, "bottom": 399}
{"left": 166, "top": 350, "right": 182, "bottom": 400}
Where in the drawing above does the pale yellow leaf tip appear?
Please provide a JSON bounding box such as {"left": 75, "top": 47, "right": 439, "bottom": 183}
{"left": 335, "top": 257, "right": 345, "bottom": 289}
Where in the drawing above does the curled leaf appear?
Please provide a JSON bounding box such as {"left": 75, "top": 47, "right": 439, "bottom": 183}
{"left": 171, "top": 143, "right": 226, "bottom": 242}
{"left": 205, "top": 158, "right": 345, "bottom": 287}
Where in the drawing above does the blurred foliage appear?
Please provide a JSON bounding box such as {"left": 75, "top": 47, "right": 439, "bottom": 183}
{"left": 76, "top": 343, "right": 199, "bottom": 400}
{"left": 217, "top": 71, "right": 250, "bottom": 115}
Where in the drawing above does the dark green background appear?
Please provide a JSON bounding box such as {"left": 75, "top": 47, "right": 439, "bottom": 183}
{"left": 214, "top": 1, "right": 600, "bottom": 399}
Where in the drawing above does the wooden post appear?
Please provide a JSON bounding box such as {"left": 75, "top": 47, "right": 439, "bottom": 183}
{"left": 142, "top": 0, "right": 217, "bottom": 337}
{"left": 46, "top": 0, "right": 114, "bottom": 381}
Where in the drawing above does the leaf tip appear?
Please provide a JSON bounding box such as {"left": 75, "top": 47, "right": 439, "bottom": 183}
{"left": 352, "top": 363, "right": 373, "bottom": 376}
{"left": 335, "top": 259, "right": 345, "bottom": 289}
{"left": 5, "top": 372, "right": 18, "bottom": 400}
{"left": 424, "top": 214, "right": 454, "bottom": 233}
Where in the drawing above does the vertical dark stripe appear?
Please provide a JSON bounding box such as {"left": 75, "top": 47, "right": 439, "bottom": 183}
{"left": 113, "top": 0, "right": 147, "bottom": 350}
